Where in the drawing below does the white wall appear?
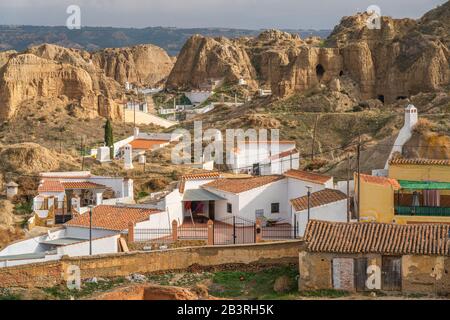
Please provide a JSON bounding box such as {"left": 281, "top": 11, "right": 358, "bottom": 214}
{"left": 159, "top": 190, "right": 184, "bottom": 225}
{"left": 237, "top": 179, "right": 290, "bottom": 222}
{"left": 295, "top": 199, "right": 348, "bottom": 236}
{"left": 135, "top": 211, "right": 172, "bottom": 229}
{"left": 57, "top": 235, "right": 119, "bottom": 256}
{"left": 64, "top": 226, "right": 118, "bottom": 239}
{"left": 0, "top": 229, "right": 66, "bottom": 257}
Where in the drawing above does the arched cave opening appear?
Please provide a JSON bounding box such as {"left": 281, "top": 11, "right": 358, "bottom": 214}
{"left": 339, "top": 70, "right": 344, "bottom": 77}
{"left": 316, "top": 64, "right": 325, "bottom": 81}
{"left": 377, "top": 95, "right": 385, "bottom": 104}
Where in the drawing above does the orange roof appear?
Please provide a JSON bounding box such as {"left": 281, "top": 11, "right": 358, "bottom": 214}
{"left": 65, "top": 205, "right": 160, "bottom": 231}
{"left": 389, "top": 158, "right": 450, "bottom": 166}
{"left": 38, "top": 180, "right": 65, "bottom": 193}
{"left": 269, "top": 149, "right": 299, "bottom": 161}
{"left": 202, "top": 175, "right": 285, "bottom": 194}
{"left": 61, "top": 182, "right": 106, "bottom": 190}
{"left": 130, "top": 139, "right": 169, "bottom": 150}
{"left": 291, "top": 189, "right": 347, "bottom": 212}
{"left": 284, "top": 169, "right": 332, "bottom": 185}
{"left": 304, "top": 220, "right": 450, "bottom": 256}
{"left": 179, "top": 172, "right": 221, "bottom": 193}
{"left": 359, "top": 173, "right": 401, "bottom": 189}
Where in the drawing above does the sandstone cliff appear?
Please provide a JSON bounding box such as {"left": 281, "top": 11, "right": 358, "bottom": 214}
{"left": 0, "top": 43, "right": 174, "bottom": 122}
{"left": 166, "top": 34, "right": 258, "bottom": 90}
{"left": 92, "top": 44, "right": 175, "bottom": 87}
{"left": 167, "top": 3, "right": 450, "bottom": 103}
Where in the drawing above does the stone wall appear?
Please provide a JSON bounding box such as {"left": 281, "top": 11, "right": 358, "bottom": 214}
{"left": 299, "top": 251, "right": 450, "bottom": 295}
{"left": 0, "top": 240, "right": 302, "bottom": 288}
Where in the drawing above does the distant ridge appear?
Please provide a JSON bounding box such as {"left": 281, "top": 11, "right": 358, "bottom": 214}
{"left": 0, "top": 25, "right": 332, "bottom": 56}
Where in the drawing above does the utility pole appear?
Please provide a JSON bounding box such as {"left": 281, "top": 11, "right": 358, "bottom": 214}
{"left": 133, "top": 99, "right": 136, "bottom": 128}
{"left": 89, "top": 205, "right": 93, "bottom": 255}
{"left": 80, "top": 136, "right": 85, "bottom": 171}
{"left": 346, "top": 153, "right": 351, "bottom": 222}
{"left": 306, "top": 186, "right": 312, "bottom": 222}
{"left": 357, "top": 135, "right": 361, "bottom": 221}
{"left": 310, "top": 115, "right": 320, "bottom": 161}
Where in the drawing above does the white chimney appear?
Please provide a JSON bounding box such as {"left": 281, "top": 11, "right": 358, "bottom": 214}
{"left": 134, "top": 127, "right": 140, "bottom": 138}
{"left": 404, "top": 104, "right": 418, "bottom": 129}
{"left": 124, "top": 144, "right": 134, "bottom": 170}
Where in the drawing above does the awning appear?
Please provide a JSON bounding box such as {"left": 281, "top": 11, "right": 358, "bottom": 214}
{"left": 399, "top": 180, "right": 450, "bottom": 190}
{"left": 183, "top": 189, "right": 226, "bottom": 201}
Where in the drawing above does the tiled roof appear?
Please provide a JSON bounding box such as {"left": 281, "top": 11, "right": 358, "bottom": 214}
{"left": 269, "top": 149, "right": 299, "bottom": 161}
{"left": 304, "top": 220, "right": 450, "bottom": 256}
{"left": 359, "top": 173, "right": 401, "bottom": 189}
{"left": 202, "top": 175, "right": 285, "bottom": 194}
{"left": 291, "top": 189, "right": 347, "bottom": 212}
{"left": 38, "top": 180, "right": 65, "bottom": 193}
{"left": 65, "top": 205, "right": 160, "bottom": 231}
{"left": 61, "top": 182, "right": 107, "bottom": 189}
{"left": 284, "top": 169, "right": 332, "bottom": 185}
{"left": 389, "top": 158, "right": 450, "bottom": 166}
{"left": 179, "top": 172, "right": 221, "bottom": 193}
{"left": 130, "top": 139, "right": 169, "bottom": 150}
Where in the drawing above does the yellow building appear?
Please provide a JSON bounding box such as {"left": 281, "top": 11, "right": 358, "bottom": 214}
{"left": 357, "top": 158, "right": 450, "bottom": 224}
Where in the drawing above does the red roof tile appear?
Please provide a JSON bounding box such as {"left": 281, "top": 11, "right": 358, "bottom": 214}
{"left": 304, "top": 220, "right": 450, "bottom": 256}
{"left": 38, "top": 180, "right": 65, "bottom": 193}
{"left": 65, "top": 205, "right": 160, "bottom": 231}
{"left": 130, "top": 139, "right": 169, "bottom": 150}
{"left": 291, "top": 189, "right": 347, "bottom": 212}
{"left": 203, "top": 175, "right": 285, "bottom": 194}
{"left": 179, "top": 172, "right": 221, "bottom": 193}
{"left": 284, "top": 169, "right": 332, "bottom": 185}
{"left": 61, "top": 182, "right": 107, "bottom": 189}
{"left": 359, "top": 173, "right": 401, "bottom": 189}
{"left": 389, "top": 158, "right": 450, "bottom": 166}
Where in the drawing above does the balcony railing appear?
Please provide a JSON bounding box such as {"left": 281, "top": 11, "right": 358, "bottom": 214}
{"left": 395, "top": 206, "right": 450, "bottom": 217}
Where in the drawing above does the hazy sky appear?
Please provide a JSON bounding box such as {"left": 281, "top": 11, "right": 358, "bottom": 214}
{"left": 0, "top": 0, "right": 447, "bottom": 29}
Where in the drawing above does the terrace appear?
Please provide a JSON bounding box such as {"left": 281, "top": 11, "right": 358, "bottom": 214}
{"left": 394, "top": 180, "right": 450, "bottom": 217}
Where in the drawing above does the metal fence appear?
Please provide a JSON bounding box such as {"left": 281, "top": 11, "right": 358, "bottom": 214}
{"left": 134, "top": 228, "right": 173, "bottom": 243}
{"left": 178, "top": 226, "right": 208, "bottom": 240}
{"left": 261, "top": 225, "right": 298, "bottom": 240}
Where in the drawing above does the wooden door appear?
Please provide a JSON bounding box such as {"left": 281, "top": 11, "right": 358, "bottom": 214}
{"left": 332, "top": 258, "right": 354, "bottom": 291}
{"left": 208, "top": 201, "right": 215, "bottom": 220}
{"left": 382, "top": 256, "right": 402, "bottom": 291}
{"left": 354, "top": 258, "right": 368, "bottom": 292}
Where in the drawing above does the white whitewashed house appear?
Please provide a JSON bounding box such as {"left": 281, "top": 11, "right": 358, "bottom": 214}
{"left": 291, "top": 188, "right": 348, "bottom": 236}
{"left": 227, "top": 141, "right": 300, "bottom": 175}
{"left": 29, "top": 171, "right": 134, "bottom": 228}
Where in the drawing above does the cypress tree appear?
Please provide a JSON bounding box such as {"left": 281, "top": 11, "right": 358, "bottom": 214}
{"left": 104, "top": 119, "right": 114, "bottom": 158}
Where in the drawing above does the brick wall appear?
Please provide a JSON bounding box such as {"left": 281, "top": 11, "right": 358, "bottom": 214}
{"left": 0, "top": 240, "right": 302, "bottom": 288}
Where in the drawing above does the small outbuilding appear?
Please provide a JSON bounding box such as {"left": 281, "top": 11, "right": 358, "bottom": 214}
{"left": 6, "top": 181, "right": 19, "bottom": 200}
{"left": 299, "top": 220, "right": 450, "bottom": 295}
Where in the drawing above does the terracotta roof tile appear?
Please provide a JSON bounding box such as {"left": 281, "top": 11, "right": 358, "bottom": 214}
{"left": 389, "top": 158, "right": 450, "bottom": 166}
{"left": 65, "top": 205, "right": 160, "bottom": 231}
{"left": 269, "top": 149, "right": 299, "bottom": 161}
{"left": 304, "top": 220, "right": 450, "bottom": 256}
{"left": 61, "top": 182, "right": 107, "bottom": 189}
{"left": 202, "top": 175, "right": 284, "bottom": 194}
{"left": 359, "top": 173, "right": 401, "bottom": 189}
{"left": 130, "top": 139, "right": 169, "bottom": 150}
{"left": 179, "top": 172, "right": 221, "bottom": 193}
{"left": 38, "top": 180, "right": 65, "bottom": 193}
{"left": 291, "top": 189, "right": 347, "bottom": 212}
{"left": 284, "top": 169, "right": 332, "bottom": 185}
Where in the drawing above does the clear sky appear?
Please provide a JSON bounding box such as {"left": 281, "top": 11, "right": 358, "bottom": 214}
{"left": 0, "top": 0, "right": 447, "bottom": 30}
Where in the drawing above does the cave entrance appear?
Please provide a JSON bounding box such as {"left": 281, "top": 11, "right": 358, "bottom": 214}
{"left": 316, "top": 64, "right": 325, "bottom": 81}
{"left": 377, "top": 95, "right": 385, "bottom": 104}
{"left": 396, "top": 96, "right": 408, "bottom": 100}
{"left": 339, "top": 70, "right": 344, "bottom": 77}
